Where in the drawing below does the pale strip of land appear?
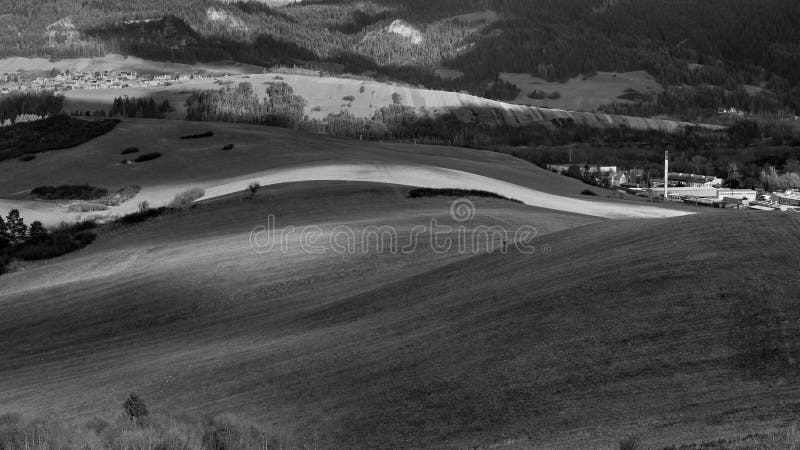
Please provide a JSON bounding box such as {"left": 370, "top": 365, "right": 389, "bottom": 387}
{"left": 199, "top": 163, "right": 691, "bottom": 220}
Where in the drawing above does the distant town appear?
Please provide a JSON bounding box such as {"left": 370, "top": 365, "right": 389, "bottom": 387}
{"left": 0, "top": 69, "right": 211, "bottom": 95}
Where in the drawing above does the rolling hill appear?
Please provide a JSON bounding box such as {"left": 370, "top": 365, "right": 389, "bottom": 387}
{"left": 0, "top": 118, "right": 689, "bottom": 226}
{"left": 54, "top": 71, "right": 725, "bottom": 134}
{"left": 0, "top": 182, "right": 797, "bottom": 447}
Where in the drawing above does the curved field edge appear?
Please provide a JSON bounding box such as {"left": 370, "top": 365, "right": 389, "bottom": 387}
{"left": 0, "top": 119, "right": 668, "bottom": 225}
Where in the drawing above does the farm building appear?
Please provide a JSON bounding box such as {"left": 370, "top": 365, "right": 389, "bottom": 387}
{"left": 547, "top": 164, "right": 618, "bottom": 174}
{"left": 667, "top": 172, "right": 722, "bottom": 187}
{"left": 649, "top": 187, "right": 756, "bottom": 206}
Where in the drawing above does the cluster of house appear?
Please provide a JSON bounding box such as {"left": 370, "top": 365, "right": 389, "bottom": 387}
{"left": 547, "top": 164, "right": 723, "bottom": 190}
{"left": 547, "top": 163, "right": 772, "bottom": 208}
{"left": 0, "top": 71, "right": 210, "bottom": 95}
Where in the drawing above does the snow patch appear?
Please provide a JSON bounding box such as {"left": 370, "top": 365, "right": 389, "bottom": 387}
{"left": 206, "top": 7, "right": 248, "bottom": 31}
{"left": 387, "top": 19, "right": 423, "bottom": 45}
{"left": 45, "top": 18, "right": 81, "bottom": 46}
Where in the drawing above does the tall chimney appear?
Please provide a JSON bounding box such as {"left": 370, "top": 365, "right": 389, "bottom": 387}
{"left": 664, "top": 150, "right": 669, "bottom": 200}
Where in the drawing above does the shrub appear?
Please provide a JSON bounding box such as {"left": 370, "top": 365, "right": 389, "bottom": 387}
{"left": 222, "top": 144, "right": 234, "bottom": 151}
{"left": 342, "top": 95, "right": 355, "bottom": 102}
{"left": 547, "top": 91, "right": 562, "bottom": 100}
{"left": 169, "top": 188, "right": 205, "bottom": 209}
{"left": 56, "top": 219, "right": 98, "bottom": 234}
{"left": 123, "top": 393, "right": 149, "bottom": 422}
{"left": 580, "top": 189, "right": 598, "bottom": 196}
{"left": 407, "top": 188, "right": 522, "bottom": 203}
{"left": 527, "top": 90, "right": 547, "bottom": 100}
{"left": 134, "top": 152, "right": 162, "bottom": 163}
{"left": 391, "top": 92, "right": 402, "bottom": 104}
{"left": 180, "top": 131, "right": 214, "bottom": 139}
{"left": 138, "top": 200, "right": 150, "bottom": 212}
{"left": 359, "top": 85, "right": 366, "bottom": 93}
{"left": 30, "top": 184, "right": 109, "bottom": 201}
{"left": 118, "top": 206, "right": 170, "bottom": 225}
{"left": 121, "top": 146, "right": 140, "bottom": 154}
{"left": 13, "top": 231, "right": 96, "bottom": 261}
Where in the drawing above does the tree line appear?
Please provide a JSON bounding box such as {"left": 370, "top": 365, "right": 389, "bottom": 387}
{"left": 0, "top": 91, "right": 64, "bottom": 123}
{"left": 185, "top": 81, "right": 306, "bottom": 128}
{"left": 109, "top": 96, "right": 173, "bottom": 119}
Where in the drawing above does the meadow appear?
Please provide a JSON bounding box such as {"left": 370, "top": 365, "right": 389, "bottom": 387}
{"left": 0, "top": 118, "right": 684, "bottom": 226}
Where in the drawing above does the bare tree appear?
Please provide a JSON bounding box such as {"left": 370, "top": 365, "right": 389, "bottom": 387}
{"left": 248, "top": 181, "right": 261, "bottom": 198}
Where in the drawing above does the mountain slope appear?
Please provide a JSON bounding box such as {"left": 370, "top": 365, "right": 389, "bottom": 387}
{"left": 1, "top": 0, "right": 798, "bottom": 114}
{"left": 0, "top": 118, "right": 686, "bottom": 226}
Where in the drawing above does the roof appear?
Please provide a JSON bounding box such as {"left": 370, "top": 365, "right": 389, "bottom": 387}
{"left": 776, "top": 191, "right": 800, "bottom": 201}
{"left": 668, "top": 172, "right": 717, "bottom": 183}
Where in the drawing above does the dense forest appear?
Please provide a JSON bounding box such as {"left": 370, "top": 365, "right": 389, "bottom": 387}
{"left": 1, "top": 0, "right": 799, "bottom": 117}
{"left": 0, "top": 92, "right": 64, "bottom": 123}
{"left": 0, "top": 115, "right": 119, "bottom": 161}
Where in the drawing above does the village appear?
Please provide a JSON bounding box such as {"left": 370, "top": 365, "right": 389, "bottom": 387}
{"left": 0, "top": 69, "right": 212, "bottom": 95}
{"left": 547, "top": 162, "right": 800, "bottom": 211}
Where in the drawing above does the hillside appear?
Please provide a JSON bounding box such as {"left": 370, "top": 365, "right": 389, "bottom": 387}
{"left": 0, "top": 186, "right": 797, "bottom": 447}
{"left": 53, "top": 71, "right": 724, "bottom": 134}
{"left": 0, "top": 0, "right": 798, "bottom": 117}
{"left": 0, "top": 118, "right": 688, "bottom": 226}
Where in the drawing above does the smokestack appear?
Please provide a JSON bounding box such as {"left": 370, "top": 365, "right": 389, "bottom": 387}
{"left": 664, "top": 150, "right": 669, "bottom": 200}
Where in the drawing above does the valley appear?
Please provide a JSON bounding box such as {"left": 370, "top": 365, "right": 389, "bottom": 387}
{"left": 1, "top": 1, "right": 800, "bottom": 449}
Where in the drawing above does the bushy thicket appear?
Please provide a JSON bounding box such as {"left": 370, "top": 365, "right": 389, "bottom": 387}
{"left": 169, "top": 188, "right": 205, "bottom": 209}
{"left": 407, "top": 188, "right": 521, "bottom": 203}
{"left": 116, "top": 206, "right": 170, "bottom": 225}
{"left": 0, "top": 115, "right": 120, "bottom": 161}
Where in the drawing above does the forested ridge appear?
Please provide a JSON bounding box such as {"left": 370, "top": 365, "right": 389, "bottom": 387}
{"left": 1, "top": 0, "right": 799, "bottom": 116}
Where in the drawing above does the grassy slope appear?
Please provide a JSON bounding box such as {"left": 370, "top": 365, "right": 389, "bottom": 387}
{"left": 1, "top": 178, "right": 797, "bottom": 447}
{"left": 0, "top": 182, "right": 600, "bottom": 443}
{"left": 0, "top": 118, "right": 644, "bottom": 225}
{"left": 0, "top": 118, "right": 630, "bottom": 199}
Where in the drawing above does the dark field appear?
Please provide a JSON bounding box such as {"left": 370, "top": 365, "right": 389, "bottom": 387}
{"left": 0, "top": 181, "right": 798, "bottom": 448}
